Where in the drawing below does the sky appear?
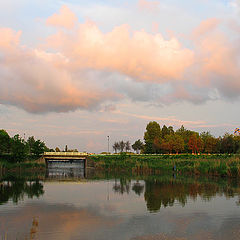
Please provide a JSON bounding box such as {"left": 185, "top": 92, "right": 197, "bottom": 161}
{"left": 0, "top": 0, "right": 240, "bottom": 153}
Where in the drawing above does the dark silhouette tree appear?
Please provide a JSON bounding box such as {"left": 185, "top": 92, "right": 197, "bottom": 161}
{"left": 132, "top": 139, "right": 144, "bottom": 154}
{"left": 125, "top": 141, "right": 131, "bottom": 152}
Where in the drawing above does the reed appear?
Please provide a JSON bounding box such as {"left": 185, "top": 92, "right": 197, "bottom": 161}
{"left": 89, "top": 153, "right": 240, "bottom": 177}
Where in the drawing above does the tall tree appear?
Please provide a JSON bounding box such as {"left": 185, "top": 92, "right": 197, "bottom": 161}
{"left": 27, "top": 136, "right": 35, "bottom": 155}
{"left": 176, "top": 126, "right": 195, "bottom": 153}
{"left": 119, "top": 141, "right": 126, "bottom": 152}
{"left": 220, "top": 133, "right": 235, "bottom": 153}
{"left": 164, "top": 134, "right": 175, "bottom": 154}
{"left": 125, "top": 141, "right": 131, "bottom": 152}
{"left": 32, "top": 140, "right": 46, "bottom": 157}
{"left": 188, "top": 133, "right": 203, "bottom": 154}
{"left": 173, "top": 135, "right": 184, "bottom": 154}
{"left": 132, "top": 140, "right": 144, "bottom": 154}
{"left": 112, "top": 142, "right": 118, "bottom": 153}
{"left": 144, "top": 121, "right": 161, "bottom": 153}
{"left": 161, "top": 125, "right": 169, "bottom": 139}
{"left": 11, "top": 134, "right": 28, "bottom": 162}
{"left": 0, "top": 129, "right": 11, "bottom": 154}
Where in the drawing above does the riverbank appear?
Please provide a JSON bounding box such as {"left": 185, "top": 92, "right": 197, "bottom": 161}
{"left": 0, "top": 161, "right": 46, "bottom": 176}
{"left": 89, "top": 153, "right": 240, "bottom": 177}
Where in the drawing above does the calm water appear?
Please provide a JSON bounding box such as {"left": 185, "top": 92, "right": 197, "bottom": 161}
{"left": 1, "top": 163, "right": 240, "bottom": 240}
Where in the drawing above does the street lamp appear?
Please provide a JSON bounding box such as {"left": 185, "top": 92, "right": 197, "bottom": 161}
{"left": 107, "top": 136, "right": 110, "bottom": 154}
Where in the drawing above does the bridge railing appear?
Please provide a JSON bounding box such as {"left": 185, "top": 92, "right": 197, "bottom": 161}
{"left": 44, "top": 152, "right": 89, "bottom": 156}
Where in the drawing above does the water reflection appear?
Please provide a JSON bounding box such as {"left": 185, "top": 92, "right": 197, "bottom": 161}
{"left": 0, "top": 179, "right": 44, "bottom": 205}
{"left": 1, "top": 168, "right": 240, "bottom": 240}
{"left": 111, "top": 175, "right": 240, "bottom": 212}
{"left": 46, "top": 161, "right": 85, "bottom": 179}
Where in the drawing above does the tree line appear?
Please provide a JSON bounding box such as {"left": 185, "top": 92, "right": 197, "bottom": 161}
{"left": 114, "top": 121, "right": 240, "bottom": 154}
{"left": 0, "top": 129, "right": 49, "bottom": 162}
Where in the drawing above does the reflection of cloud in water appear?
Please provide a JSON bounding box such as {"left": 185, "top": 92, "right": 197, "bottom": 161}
{"left": 0, "top": 202, "right": 120, "bottom": 240}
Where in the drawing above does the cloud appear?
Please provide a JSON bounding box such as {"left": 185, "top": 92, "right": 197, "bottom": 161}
{"left": 0, "top": 202, "right": 119, "bottom": 240}
{"left": 0, "top": 6, "right": 240, "bottom": 114}
{"left": 0, "top": 28, "right": 120, "bottom": 113}
{"left": 192, "top": 18, "right": 220, "bottom": 39}
{"left": 46, "top": 5, "right": 78, "bottom": 29}
{"left": 46, "top": 21, "right": 194, "bottom": 82}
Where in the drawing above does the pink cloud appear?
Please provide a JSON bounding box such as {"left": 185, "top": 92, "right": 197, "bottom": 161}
{"left": 0, "top": 27, "right": 120, "bottom": 113}
{"left": 1, "top": 6, "right": 240, "bottom": 114}
{"left": 46, "top": 21, "right": 194, "bottom": 82}
{"left": 0, "top": 28, "right": 21, "bottom": 49}
{"left": 192, "top": 18, "right": 220, "bottom": 39}
{"left": 46, "top": 5, "right": 78, "bottom": 29}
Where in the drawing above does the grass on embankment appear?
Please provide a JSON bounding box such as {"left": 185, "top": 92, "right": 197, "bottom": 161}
{"left": 89, "top": 153, "right": 240, "bottom": 177}
{"left": 0, "top": 160, "right": 46, "bottom": 174}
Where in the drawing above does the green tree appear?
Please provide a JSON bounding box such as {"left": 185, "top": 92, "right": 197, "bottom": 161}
{"left": 32, "top": 140, "right": 46, "bottom": 157}
{"left": 176, "top": 126, "right": 195, "bottom": 153}
{"left": 27, "top": 136, "right": 36, "bottom": 155}
{"left": 11, "top": 134, "right": 28, "bottom": 162}
{"left": 0, "top": 129, "right": 11, "bottom": 154}
{"left": 200, "top": 132, "right": 218, "bottom": 154}
{"left": 161, "top": 125, "right": 169, "bottom": 139}
{"left": 164, "top": 134, "right": 175, "bottom": 154}
{"left": 173, "top": 134, "right": 184, "bottom": 154}
{"left": 233, "top": 136, "right": 240, "bottom": 153}
{"left": 220, "top": 133, "right": 235, "bottom": 153}
{"left": 144, "top": 121, "right": 161, "bottom": 153}
{"left": 168, "top": 126, "right": 174, "bottom": 135}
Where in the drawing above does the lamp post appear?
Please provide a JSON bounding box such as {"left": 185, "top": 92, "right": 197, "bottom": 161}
{"left": 107, "top": 136, "right": 109, "bottom": 154}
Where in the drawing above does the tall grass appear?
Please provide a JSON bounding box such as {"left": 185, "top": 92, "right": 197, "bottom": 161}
{"left": 89, "top": 153, "right": 240, "bottom": 177}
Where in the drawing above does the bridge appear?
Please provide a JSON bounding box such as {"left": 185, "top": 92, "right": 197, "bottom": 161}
{"left": 42, "top": 152, "right": 95, "bottom": 169}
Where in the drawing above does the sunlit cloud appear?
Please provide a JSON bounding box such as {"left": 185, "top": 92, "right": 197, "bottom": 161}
{"left": 46, "top": 5, "right": 78, "bottom": 29}
{"left": 0, "top": 5, "right": 240, "bottom": 115}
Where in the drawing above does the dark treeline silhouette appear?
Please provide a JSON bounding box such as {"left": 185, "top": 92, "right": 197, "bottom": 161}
{"left": 0, "top": 129, "right": 50, "bottom": 163}
{"left": 142, "top": 121, "right": 240, "bottom": 154}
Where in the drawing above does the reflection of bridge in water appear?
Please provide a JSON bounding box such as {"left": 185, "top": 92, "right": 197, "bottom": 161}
{"left": 42, "top": 152, "right": 95, "bottom": 180}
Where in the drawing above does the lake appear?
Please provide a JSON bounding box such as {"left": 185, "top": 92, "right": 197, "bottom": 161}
{"left": 1, "top": 163, "right": 240, "bottom": 240}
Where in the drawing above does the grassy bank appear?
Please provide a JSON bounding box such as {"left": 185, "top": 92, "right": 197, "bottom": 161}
{"left": 89, "top": 153, "right": 240, "bottom": 177}
{"left": 0, "top": 161, "right": 46, "bottom": 175}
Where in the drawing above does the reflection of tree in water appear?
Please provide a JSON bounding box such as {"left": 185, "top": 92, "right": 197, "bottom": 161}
{"left": 112, "top": 178, "right": 145, "bottom": 196}
{"left": 0, "top": 179, "right": 44, "bottom": 205}
{"left": 144, "top": 180, "right": 188, "bottom": 212}
{"left": 113, "top": 178, "right": 131, "bottom": 194}
{"left": 144, "top": 178, "right": 240, "bottom": 212}
{"left": 132, "top": 181, "right": 144, "bottom": 196}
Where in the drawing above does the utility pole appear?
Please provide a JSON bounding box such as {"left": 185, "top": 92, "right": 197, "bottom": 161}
{"left": 107, "top": 136, "right": 109, "bottom": 154}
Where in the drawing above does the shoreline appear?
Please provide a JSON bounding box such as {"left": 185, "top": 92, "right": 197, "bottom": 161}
{"left": 90, "top": 153, "right": 240, "bottom": 178}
